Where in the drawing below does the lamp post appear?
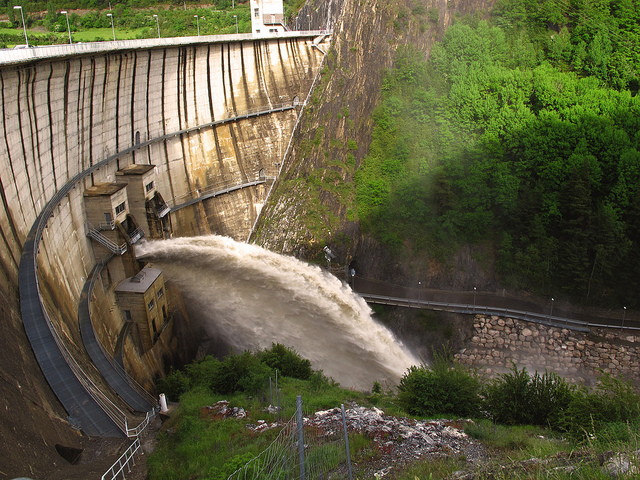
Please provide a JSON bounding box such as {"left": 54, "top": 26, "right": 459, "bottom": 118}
{"left": 418, "top": 281, "right": 421, "bottom": 303}
{"left": 473, "top": 286, "right": 477, "bottom": 313}
{"left": 307, "top": 14, "right": 310, "bottom": 31}
{"left": 194, "top": 15, "right": 200, "bottom": 36}
{"left": 234, "top": 15, "right": 238, "bottom": 34}
{"left": 61, "top": 10, "right": 71, "bottom": 44}
{"left": 13, "top": 6, "right": 28, "bottom": 47}
{"left": 153, "top": 14, "right": 160, "bottom": 38}
{"left": 549, "top": 297, "right": 554, "bottom": 320}
{"left": 106, "top": 13, "right": 115, "bottom": 41}
{"left": 622, "top": 306, "right": 627, "bottom": 327}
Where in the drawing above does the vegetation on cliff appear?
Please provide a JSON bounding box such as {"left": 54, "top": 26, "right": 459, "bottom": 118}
{"left": 355, "top": 0, "right": 640, "bottom": 307}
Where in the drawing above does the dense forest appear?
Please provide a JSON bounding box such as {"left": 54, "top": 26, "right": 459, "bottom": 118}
{"left": 355, "top": 0, "right": 640, "bottom": 307}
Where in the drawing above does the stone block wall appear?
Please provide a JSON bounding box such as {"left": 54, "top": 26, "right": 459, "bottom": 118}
{"left": 455, "top": 315, "right": 640, "bottom": 385}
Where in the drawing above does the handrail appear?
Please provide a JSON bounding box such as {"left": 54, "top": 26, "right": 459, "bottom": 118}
{"left": 86, "top": 226, "right": 128, "bottom": 255}
{"left": 86, "top": 261, "right": 159, "bottom": 410}
{"left": 101, "top": 438, "right": 141, "bottom": 480}
{"left": 360, "top": 293, "right": 640, "bottom": 333}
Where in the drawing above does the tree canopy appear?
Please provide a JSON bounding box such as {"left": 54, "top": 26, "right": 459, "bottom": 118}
{"left": 356, "top": 1, "right": 640, "bottom": 307}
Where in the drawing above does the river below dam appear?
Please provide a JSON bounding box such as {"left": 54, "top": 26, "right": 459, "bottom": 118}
{"left": 137, "top": 235, "right": 419, "bottom": 390}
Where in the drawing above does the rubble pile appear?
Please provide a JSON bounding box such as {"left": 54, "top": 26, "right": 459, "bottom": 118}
{"left": 200, "top": 400, "right": 246, "bottom": 421}
{"left": 305, "top": 404, "right": 485, "bottom": 478}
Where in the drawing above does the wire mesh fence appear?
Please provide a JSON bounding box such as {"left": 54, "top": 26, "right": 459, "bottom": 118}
{"left": 226, "top": 396, "right": 353, "bottom": 480}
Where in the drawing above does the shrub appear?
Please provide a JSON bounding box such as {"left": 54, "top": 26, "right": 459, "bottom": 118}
{"left": 210, "top": 351, "right": 272, "bottom": 395}
{"left": 562, "top": 373, "right": 640, "bottom": 438}
{"left": 259, "top": 343, "right": 313, "bottom": 380}
{"left": 396, "top": 353, "right": 481, "bottom": 417}
{"left": 483, "top": 363, "right": 574, "bottom": 428}
{"left": 156, "top": 367, "right": 191, "bottom": 401}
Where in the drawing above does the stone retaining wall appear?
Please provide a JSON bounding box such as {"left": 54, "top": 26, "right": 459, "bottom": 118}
{"left": 455, "top": 315, "right": 640, "bottom": 385}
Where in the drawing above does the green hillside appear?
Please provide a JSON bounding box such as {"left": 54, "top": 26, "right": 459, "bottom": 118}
{"left": 355, "top": 0, "right": 640, "bottom": 307}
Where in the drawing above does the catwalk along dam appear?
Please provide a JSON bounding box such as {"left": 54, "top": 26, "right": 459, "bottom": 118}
{"left": 0, "top": 30, "right": 330, "bottom": 467}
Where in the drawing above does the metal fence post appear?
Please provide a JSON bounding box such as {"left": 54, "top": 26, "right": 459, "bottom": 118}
{"left": 296, "top": 395, "right": 306, "bottom": 480}
{"left": 341, "top": 404, "right": 353, "bottom": 480}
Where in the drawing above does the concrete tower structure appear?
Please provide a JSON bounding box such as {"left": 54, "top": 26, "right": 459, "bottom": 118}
{"left": 250, "top": 0, "right": 285, "bottom": 34}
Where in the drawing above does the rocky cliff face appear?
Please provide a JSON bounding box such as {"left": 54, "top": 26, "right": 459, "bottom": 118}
{"left": 254, "top": 0, "right": 496, "bottom": 288}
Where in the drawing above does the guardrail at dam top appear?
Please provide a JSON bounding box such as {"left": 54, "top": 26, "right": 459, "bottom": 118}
{"left": 0, "top": 30, "right": 331, "bottom": 66}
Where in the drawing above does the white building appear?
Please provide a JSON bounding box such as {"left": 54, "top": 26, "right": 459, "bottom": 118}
{"left": 250, "top": 0, "right": 285, "bottom": 34}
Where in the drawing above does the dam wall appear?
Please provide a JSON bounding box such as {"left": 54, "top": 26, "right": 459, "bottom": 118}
{"left": 0, "top": 31, "right": 327, "bottom": 447}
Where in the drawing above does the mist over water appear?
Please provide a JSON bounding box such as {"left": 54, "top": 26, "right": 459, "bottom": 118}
{"left": 137, "top": 235, "right": 419, "bottom": 390}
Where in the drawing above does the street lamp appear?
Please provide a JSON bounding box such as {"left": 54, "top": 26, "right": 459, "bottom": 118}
{"left": 549, "top": 297, "right": 554, "bottom": 320}
{"left": 622, "top": 306, "right": 627, "bottom": 327}
{"left": 13, "top": 6, "right": 28, "bottom": 47}
{"left": 418, "top": 281, "right": 421, "bottom": 303}
{"left": 194, "top": 15, "right": 200, "bottom": 36}
{"left": 234, "top": 15, "right": 238, "bottom": 34}
{"left": 106, "top": 13, "right": 115, "bottom": 41}
{"left": 61, "top": 10, "right": 71, "bottom": 44}
{"left": 307, "top": 14, "right": 310, "bottom": 31}
{"left": 153, "top": 14, "right": 160, "bottom": 38}
{"left": 473, "top": 286, "right": 477, "bottom": 312}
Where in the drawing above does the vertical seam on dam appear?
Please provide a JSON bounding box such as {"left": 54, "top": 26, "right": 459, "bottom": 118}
{"left": 17, "top": 69, "right": 38, "bottom": 215}
{"left": 63, "top": 62, "right": 70, "bottom": 182}
{"left": 220, "top": 44, "right": 228, "bottom": 107}
{"left": 191, "top": 46, "right": 199, "bottom": 126}
{"left": 178, "top": 48, "right": 192, "bottom": 193}
{"left": 206, "top": 45, "right": 214, "bottom": 122}
{"left": 226, "top": 44, "right": 235, "bottom": 113}
{"left": 77, "top": 59, "right": 84, "bottom": 179}
{"left": 131, "top": 52, "right": 137, "bottom": 162}
{"left": 161, "top": 49, "right": 176, "bottom": 201}
{"left": 27, "top": 68, "right": 44, "bottom": 204}
{"left": 29, "top": 67, "right": 46, "bottom": 200}
{"left": 145, "top": 51, "right": 151, "bottom": 147}
{"left": 47, "top": 64, "right": 57, "bottom": 192}
{"left": 89, "top": 57, "right": 97, "bottom": 181}
{"left": 115, "top": 55, "right": 123, "bottom": 168}
{"left": 1, "top": 70, "right": 28, "bottom": 241}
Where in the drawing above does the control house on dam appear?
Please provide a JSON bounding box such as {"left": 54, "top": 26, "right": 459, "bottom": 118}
{"left": 0, "top": 28, "right": 330, "bottom": 442}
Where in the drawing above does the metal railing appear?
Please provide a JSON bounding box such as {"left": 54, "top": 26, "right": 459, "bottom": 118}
{"left": 0, "top": 30, "right": 330, "bottom": 67}
{"left": 360, "top": 293, "right": 640, "bottom": 333}
{"left": 168, "top": 171, "right": 275, "bottom": 211}
{"left": 101, "top": 437, "right": 141, "bottom": 480}
{"left": 87, "top": 261, "right": 159, "bottom": 411}
{"left": 86, "top": 223, "right": 128, "bottom": 255}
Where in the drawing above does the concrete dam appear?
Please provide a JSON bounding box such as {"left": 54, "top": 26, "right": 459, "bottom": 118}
{"left": 0, "top": 32, "right": 329, "bottom": 441}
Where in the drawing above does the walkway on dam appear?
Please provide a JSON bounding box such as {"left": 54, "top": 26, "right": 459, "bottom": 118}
{"left": 79, "top": 262, "right": 157, "bottom": 413}
{"left": 351, "top": 276, "right": 640, "bottom": 332}
{"left": 0, "top": 30, "right": 329, "bottom": 66}
{"left": 19, "top": 215, "right": 124, "bottom": 437}
{"left": 170, "top": 176, "right": 275, "bottom": 212}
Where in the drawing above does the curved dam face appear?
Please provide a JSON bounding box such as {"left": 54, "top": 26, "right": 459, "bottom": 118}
{"left": 0, "top": 32, "right": 327, "bottom": 469}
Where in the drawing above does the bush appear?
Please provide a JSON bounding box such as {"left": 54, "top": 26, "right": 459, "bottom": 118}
{"left": 210, "top": 351, "right": 272, "bottom": 395}
{"left": 562, "top": 373, "right": 640, "bottom": 438}
{"left": 396, "top": 353, "right": 481, "bottom": 417}
{"left": 483, "top": 363, "right": 574, "bottom": 428}
{"left": 156, "top": 367, "right": 191, "bottom": 401}
{"left": 259, "top": 343, "right": 313, "bottom": 380}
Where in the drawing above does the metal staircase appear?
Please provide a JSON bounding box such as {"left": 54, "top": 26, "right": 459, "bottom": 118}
{"left": 86, "top": 224, "right": 128, "bottom": 255}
